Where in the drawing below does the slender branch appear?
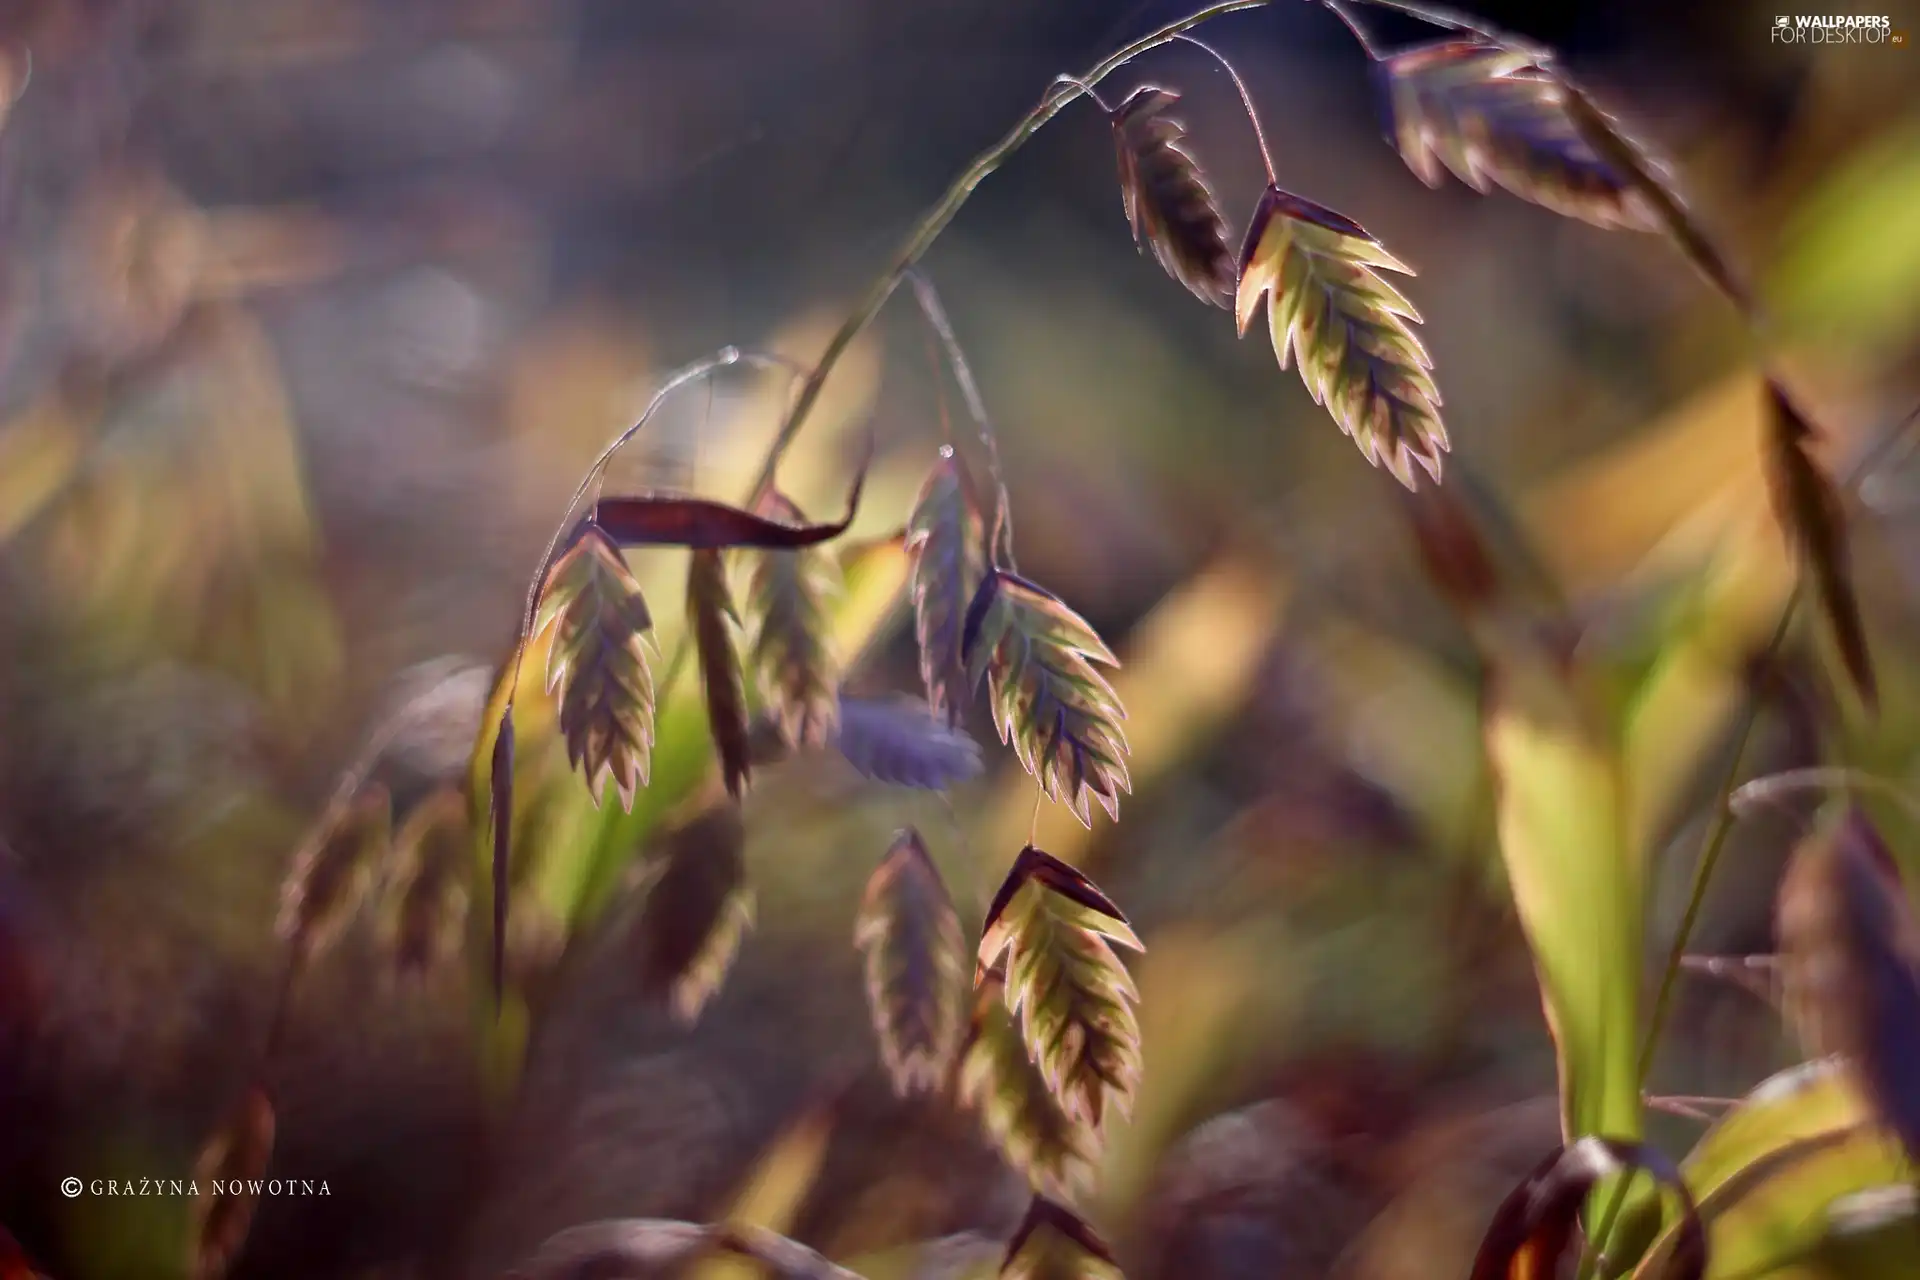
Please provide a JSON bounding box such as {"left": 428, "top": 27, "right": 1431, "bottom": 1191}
{"left": 741, "top": 0, "right": 1273, "bottom": 506}
{"left": 1173, "top": 33, "right": 1278, "bottom": 184}
{"left": 906, "top": 269, "right": 1013, "bottom": 566}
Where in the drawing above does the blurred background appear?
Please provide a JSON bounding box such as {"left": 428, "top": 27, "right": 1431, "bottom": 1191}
{"left": 0, "top": 0, "right": 1917, "bottom": 1277}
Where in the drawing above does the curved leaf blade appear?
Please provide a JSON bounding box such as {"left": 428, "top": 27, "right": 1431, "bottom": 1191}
{"left": 1472, "top": 1137, "right": 1704, "bottom": 1280}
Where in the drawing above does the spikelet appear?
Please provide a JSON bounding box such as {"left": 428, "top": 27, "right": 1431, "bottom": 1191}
{"left": 853, "top": 829, "right": 966, "bottom": 1095}
{"left": 189, "top": 1086, "right": 276, "bottom": 1280}
{"left": 1761, "top": 381, "right": 1875, "bottom": 710}
{"left": 833, "top": 695, "right": 984, "bottom": 791}
{"left": 999, "top": 1196, "right": 1125, "bottom": 1280}
{"left": 963, "top": 570, "right": 1129, "bottom": 824}
{"left": 979, "top": 847, "right": 1142, "bottom": 1132}
{"left": 742, "top": 489, "right": 842, "bottom": 748}
{"left": 533, "top": 525, "right": 657, "bottom": 809}
{"left": 631, "top": 800, "right": 754, "bottom": 1024}
{"left": 906, "top": 448, "right": 989, "bottom": 725}
{"left": 959, "top": 972, "right": 1101, "bottom": 1201}
{"left": 1776, "top": 808, "right": 1920, "bottom": 1163}
{"left": 1379, "top": 39, "right": 1656, "bottom": 230}
{"left": 689, "top": 547, "right": 753, "bottom": 799}
{"left": 276, "top": 783, "right": 392, "bottom": 963}
{"left": 1110, "top": 85, "right": 1236, "bottom": 307}
{"left": 1236, "top": 186, "right": 1447, "bottom": 488}
{"left": 381, "top": 788, "right": 470, "bottom": 982}
{"left": 1377, "top": 38, "right": 1746, "bottom": 307}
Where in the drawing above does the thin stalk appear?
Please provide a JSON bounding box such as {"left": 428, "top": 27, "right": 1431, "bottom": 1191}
{"left": 1045, "top": 73, "right": 1114, "bottom": 116}
{"left": 906, "top": 269, "right": 1013, "bottom": 567}
{"left": 1636, "top": 593, "right": 1799, "bottom": 1088}
{"left": 741, "top": 0, "right": 1273, "bottom": 504}
{"left": 1173, "top": 32, "right": 1278, "bottom": 184}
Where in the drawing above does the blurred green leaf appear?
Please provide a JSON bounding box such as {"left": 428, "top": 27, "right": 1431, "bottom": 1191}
{"left": 1681, "top": 1061, "right": 1871, "bottom": 1202}
{"left": 1769, "top": 113, "right": 1920, "bottom": 363}
{"left": 1485, "top": 632, "right": 1642, "bottom": 1146}
{"left": 1483, "top": 624, "right": 1659, "bottom": 1254}
{"left": 1634, "top": 1125, "right": 1911, "bottom": 1280}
